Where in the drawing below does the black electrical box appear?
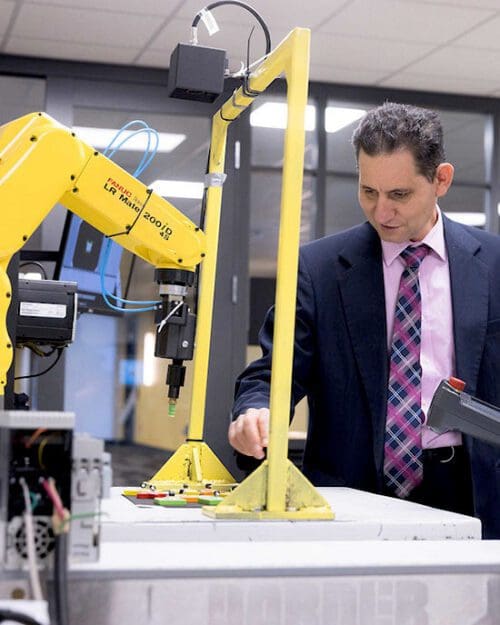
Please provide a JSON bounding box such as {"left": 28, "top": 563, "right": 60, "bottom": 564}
{"left": 167, "top": 43, "right": 226, "bottom": 103}
{"left": 16, "top": 279, "right": 77, "bottom": 347}
{"left": 0, "top": 411, "right": 73, "bottom": 568}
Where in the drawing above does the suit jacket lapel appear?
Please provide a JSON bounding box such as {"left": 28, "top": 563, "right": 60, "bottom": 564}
{"left": 444, "top": 216, "right": 489, "bottom": 393}
{"left": 336, "top": 223, "right": 388, "bottom": 473}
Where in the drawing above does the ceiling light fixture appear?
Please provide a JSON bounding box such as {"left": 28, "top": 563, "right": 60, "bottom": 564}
{"left": 73, "top": 126, "right": 186, "bottom": 153}
{"left": 445, "top": 211, "right": 485, "bottom": 227}
{"left": 324, "top": 106, "right": 366, "bottom": 133}
{"left": 249, "top": 103, "right": 366, "bottom": 134}
{"left": 249, "top": 102, "right": 316, "bottom": 131}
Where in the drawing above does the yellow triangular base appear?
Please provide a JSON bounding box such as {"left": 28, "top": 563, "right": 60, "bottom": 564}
{"left": 203, "top": 459, "right": 334, "bottom": 520}
{"left": 141, "top": 441, "right": 236, "bottom": 491}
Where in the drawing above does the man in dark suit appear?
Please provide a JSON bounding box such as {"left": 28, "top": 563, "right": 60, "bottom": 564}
{"left": 229, "top": 102, "right": 500, "bottom": 539}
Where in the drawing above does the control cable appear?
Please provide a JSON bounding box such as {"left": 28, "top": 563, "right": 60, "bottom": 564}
{"left": 191, "top": 1, "right": 271, "bottom": 55}
{"left": 97, "top": 121, "right": 162, "bottom": 313}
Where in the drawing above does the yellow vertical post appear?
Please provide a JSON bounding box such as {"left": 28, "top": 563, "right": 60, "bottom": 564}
{"left": 187, "top": 123, "right": 228, "bottom": 440}
{"left": 266, "top": 30, "right": 309, "bottom": 512}
{"left": 205, "top": 28, "right": 334, "bottom": 519}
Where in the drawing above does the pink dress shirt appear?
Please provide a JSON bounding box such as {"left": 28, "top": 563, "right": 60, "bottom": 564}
{"left": 381, "top": 207, "right": 462, "bottom": 448}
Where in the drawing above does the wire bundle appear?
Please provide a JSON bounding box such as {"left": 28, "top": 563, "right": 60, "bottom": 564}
{"left": 16, "top": 476, "right": 71, "bottom": 625}
{"left": 41, "top": 478, "right": 70, "bottom": 625}
{"left": 98, "top": 120, "right": 162, "bottom": 313}
{"left": 18, "top": 478, "right": 43, "bottom": 602}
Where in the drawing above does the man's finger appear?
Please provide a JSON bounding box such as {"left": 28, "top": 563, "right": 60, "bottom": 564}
{"left": 257, "top": 410, "right": 270, "bottom": 447}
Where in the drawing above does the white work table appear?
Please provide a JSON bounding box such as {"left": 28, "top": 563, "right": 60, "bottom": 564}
{"left": 99, "top": 486, "right": 480, "bottom": 542}
{"left": 66, "top": 488, "right": 499, "bottom": 625}
{"left": 74, "top": 538, "right": 500, "bottom": 578}
{"left": 69, "top": 540, "right": 500, "bottom": 625}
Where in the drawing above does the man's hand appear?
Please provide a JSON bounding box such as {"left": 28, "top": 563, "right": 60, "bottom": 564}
{"left": 228, "top": 407, "right": 269, "bottom": 459}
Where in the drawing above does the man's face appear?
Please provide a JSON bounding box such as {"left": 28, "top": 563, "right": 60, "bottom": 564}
{"left": 357, "top": 148, "right": 454, "bottom": 243}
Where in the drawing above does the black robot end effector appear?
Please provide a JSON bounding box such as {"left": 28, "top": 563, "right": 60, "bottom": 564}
{"left": 154, "top": 269, "right": 196, "bottom": 403}
{"left": 166, "top": 359, "right": 186, "bottom": 400}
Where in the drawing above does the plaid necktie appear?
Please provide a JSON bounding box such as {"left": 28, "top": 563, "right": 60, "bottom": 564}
{"left": 384, "top": 244, "right": 430, "bottom": 498}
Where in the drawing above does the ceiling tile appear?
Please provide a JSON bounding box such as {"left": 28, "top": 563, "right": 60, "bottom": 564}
{"left": 150, "top": 18, "right": 224, "bottom": 51}
{"left": 318, "top": 0, "right": 495, "bottom": 44}
{"left": 400, "top": 45, "right": 500, "bottom": 83}
{"left": 175, "top": 0, "right": 233, "bottom": 20}
{"left": 25, "top": 0, "right": 184, "bottom": 16}
{"left": 311, "top": 33, "right": 434, "bottom": 73}
{"left": 6, "top": 36, "right": 137, "bottom": 65}
{"left": 176, "top": 0, "right": 349, "bottom": 30}
{"left": 453, "top": 14, "right": 500, "bottom": 50}
{"left": 12, "top": 4, "right": 162, "bottom": 48}
{"left": 0, "top": 0, "right": 15, "bottom": 36}
{"left": 398, "top": 0, "right": 500, "bottom": 8}
{"left": 379, "top": 70, "right": 500, "bottom": 97}
{"left": 135, "top": 48, "right": 169, "bottom": 69}
{"left": 310, "top": 63, "right": 387, "bottom": 85}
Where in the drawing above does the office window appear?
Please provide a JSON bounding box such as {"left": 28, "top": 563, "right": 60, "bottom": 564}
{"left": 251, "top": 97, "right": 318, "bottom": 170}
{"left": 250, "top": 97, "right": 317, "bottom": 277}
{"left": 440, "top": 185, "right": 486, "bottom": 228}
{"left": 325, "top": 175, "right": 365, "bottom": 235}
{"left": 325, "top": 99, "right": 371, "bottom": 235}
{"left": 439, "top": 110, "right": 488, "bottom": 228}
{"left": 326, "top": 100, "right": 371, "bottom": 175}
{"left": 439, "top": 110, "right": 487, "bottom": 184}
{"left": 250, "top": 171, "right": 315, "bottom": 277}
{"left": 0, "top": 75, "right": 46, "bottom": 124}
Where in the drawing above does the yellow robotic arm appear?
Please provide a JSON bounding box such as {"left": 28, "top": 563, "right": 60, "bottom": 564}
{"left": 0, "top": 111, "right": 206, "bottom": 396}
